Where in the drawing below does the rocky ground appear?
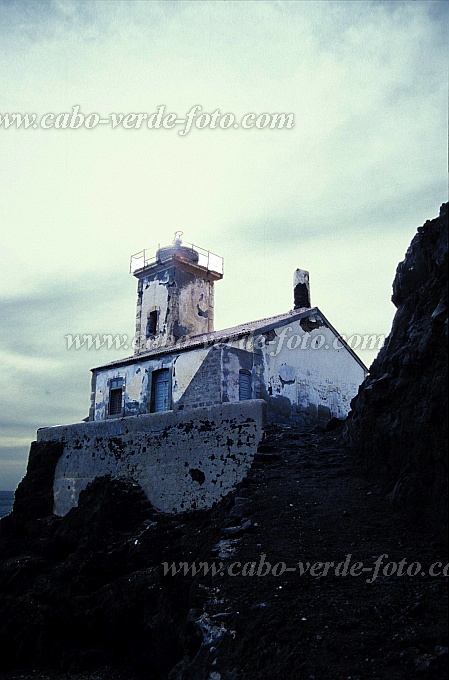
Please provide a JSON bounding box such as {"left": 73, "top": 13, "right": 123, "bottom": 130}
{"left": 0, "top": 424, "right": 447, "bottom": 680}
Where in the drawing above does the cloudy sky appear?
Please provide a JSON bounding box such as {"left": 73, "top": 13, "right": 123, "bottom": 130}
{"left": 0, "top": 0, "right": 447, "bottom": 490}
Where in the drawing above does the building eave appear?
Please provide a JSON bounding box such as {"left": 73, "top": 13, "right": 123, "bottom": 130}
{"left": 91, "top": 306, "right": 369, "bottom": 374}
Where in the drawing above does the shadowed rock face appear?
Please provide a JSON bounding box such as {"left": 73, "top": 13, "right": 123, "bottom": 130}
{"left": 0, "top": 475, "right": 229, "bottom": 676}
{"left": 347, "top": 203, "right": 448, "bottom": 535}
{"left": 12, "top": 440, "right": 64, "bottom": 522}
{"left": 1, "top": 428, "right": 447, "bottom": 680}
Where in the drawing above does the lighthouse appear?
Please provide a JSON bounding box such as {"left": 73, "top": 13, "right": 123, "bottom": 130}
{"left": 130, "top": 232, "right": 224, "bottom": 354}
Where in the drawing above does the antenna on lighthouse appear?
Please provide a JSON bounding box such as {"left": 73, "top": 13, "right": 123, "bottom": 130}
{"left": 173, "top": 231, "right": 183, "bottom": 247}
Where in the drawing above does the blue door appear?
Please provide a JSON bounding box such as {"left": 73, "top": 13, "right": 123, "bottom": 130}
{"left": 239, "top": 370, "right": 252, "bottom": 401}
{"left": 154, "top": 369, "right": 170, "bottom": 412}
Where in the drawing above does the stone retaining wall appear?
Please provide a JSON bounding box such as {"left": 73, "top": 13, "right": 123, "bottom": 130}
{"left": 37, "top": 400, "right": 266, "bottom": 516}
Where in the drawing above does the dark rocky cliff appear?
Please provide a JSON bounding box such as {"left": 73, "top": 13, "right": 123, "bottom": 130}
{"left": 1, "top": 430, "right": 447, "bottom": 680}
{"left": 347, "top": 203, "right": 448, "bottom": 534}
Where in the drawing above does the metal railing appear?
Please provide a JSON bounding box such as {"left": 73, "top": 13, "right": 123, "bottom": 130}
{"left": 130, "top": 242, "right": 224, "bottom": 277}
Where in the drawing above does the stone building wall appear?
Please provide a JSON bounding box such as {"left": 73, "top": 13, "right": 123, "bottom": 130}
{"left": 37, "top": 400, "right": 266, "bottom": 517}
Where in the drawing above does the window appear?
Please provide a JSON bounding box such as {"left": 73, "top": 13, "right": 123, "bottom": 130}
{"left": 151, "top": 368, "right": 171, "bottom": 412}
{"left": 239, "top": 370, "right": 252, "bottom": 401}
{"left": 146, "top": 310, "right": 158, "bottom": 338}
{"left": 108, "top": 377, "right": 124, "bottom": 416}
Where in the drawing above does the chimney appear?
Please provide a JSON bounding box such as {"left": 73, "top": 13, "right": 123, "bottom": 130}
{"left": 293, "top": 269, "right": 311, "bottom": 309}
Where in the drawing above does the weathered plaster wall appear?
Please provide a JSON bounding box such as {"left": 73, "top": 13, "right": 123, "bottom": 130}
{"left": 92, "top": 363, "right": 149, "bottom": 420}
{"left": 91, "top": 346, "right": 223, "bottom": 420}
{"left": 177, "top": 271, "right": 214, "bottom": 337}
{"left": 134, "top": 265, "right": 215, "bottom": 353}
{"left": 259, "top": 316, "right": 365, "bottom": 423}
{"left": 134, "top": 270, "right": 172, "bottom": 353}
{"left": 92, "top": 312, "right": 365, "bottom": 425}
{"left": 37, "top": 401, "right": 265, "bottom": 517}
{"left": 221, "top": 347, "right": 259, "bottom": 402}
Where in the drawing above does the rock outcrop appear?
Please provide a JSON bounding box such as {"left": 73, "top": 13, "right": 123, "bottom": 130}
{"left": 347, "top": 203, "right": 448, "bottom": 535}
{"left": 0, "top": 473, "right": 229, "bottom": 676}
{"left": 1, "top": 428, "right": 447, "bottom": 679}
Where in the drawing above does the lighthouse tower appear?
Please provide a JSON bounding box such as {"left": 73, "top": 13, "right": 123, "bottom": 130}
{"left": 130, "top": 232, "right": 223, "bottom": 355}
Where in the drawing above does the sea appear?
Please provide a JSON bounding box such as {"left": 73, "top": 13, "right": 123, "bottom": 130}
{"left": 0, "top": 490, "right": 14, "bottom": 519}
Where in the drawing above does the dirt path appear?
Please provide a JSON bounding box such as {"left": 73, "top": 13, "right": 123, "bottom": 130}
{"left": 182, "top": 427, "right": 448, "bottom": 680}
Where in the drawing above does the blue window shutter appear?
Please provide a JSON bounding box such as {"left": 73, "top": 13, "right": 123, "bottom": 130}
{"left": 239, "top": 371, "right": 252, "bottom": 401}
{"left": 154, "top": 369, "right": 170, "bottom": 412}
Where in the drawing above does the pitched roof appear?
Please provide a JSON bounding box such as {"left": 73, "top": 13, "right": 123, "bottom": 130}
{"left": 92, "top": 307, "right": 368, "bottom": 372}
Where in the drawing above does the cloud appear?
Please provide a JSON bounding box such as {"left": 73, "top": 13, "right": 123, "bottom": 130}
{"left": 0, "top": 277, "right": 133, "bottom": 358}
{"left": 0, "top": 0, "right": 446, "bottom": 489}
{"left": 0, "top": 277, "right": 137, "bottom": 488}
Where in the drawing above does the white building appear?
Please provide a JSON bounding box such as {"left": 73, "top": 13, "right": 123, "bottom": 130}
{"left": 89, "top": 234, "right": 367, "bottom": 426}
{"left": 38, "top": 234, "right": 367, "bottom": 516}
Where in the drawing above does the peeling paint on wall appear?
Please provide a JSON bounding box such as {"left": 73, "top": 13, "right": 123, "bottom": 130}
{"left": 91, "top": 314, "right": 365, "bottom": 426}
{"left": 134, "top": 264, "right": 217, "bottom": 354}
{"left": 259, "top": 320, "right": 365, "bottom": 424}
{"left": 37, "top": 401, "right": 266, "bottom": 516}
